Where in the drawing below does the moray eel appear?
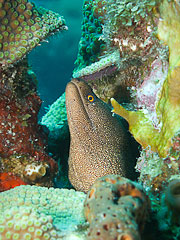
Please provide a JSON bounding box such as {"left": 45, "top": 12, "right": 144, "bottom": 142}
{"left": 65, "top": 79, "right": 138, "bottom": 193}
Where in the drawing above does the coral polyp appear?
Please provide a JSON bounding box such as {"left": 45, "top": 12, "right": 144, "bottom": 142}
{"left": 74, "top": 0, "right": 107, "bottom": 72}
{"left": 0, "top": 0, "right": 67, "bottom": 67}
{"left": 0, "top": 185, "right": 86, "bottom": 239}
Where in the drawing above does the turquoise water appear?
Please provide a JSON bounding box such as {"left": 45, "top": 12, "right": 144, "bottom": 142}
{"left": 29, "top": 0, "right": 83, "bottom": 118}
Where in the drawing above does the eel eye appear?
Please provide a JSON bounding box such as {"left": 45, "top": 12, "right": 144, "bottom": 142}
{"left": 87, "top": 94, "right": 95, "bottom": 102}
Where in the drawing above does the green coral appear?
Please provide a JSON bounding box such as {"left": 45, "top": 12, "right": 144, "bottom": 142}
{"left": 41, "top": 92, "right": 68, "bottom": 140}
{"left": 0, "top": 206, "right": 61, "bottom": 239}
{"left": 0, "top": 0, "right": 67, "bottom": 67}
{"left": 104, "top": 0, "right": 157, "bottom": 29}
{"left": 74, "top": 0, "right": 107, "bottom": 72}
{"left": 73, "top": 50, "right": 120, "bottom": 78}
{"left": 73, "top": 0, "right": 161, "bottom": 79}
{"left": 0, "top": 185, "right": 87, "bottom": 239}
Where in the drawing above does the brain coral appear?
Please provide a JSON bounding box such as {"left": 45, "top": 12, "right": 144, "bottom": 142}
{"left": 0, "top": 185, "right": 87, "bottom": 239}
{"left": 0, "top": 0, "right": 67, "bottom": 67}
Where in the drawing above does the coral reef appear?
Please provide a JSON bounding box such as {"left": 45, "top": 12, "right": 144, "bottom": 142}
{"left": 0, "top": 185, "right": 87, "bottom": 239}
{"left": 66, "top": 78, "right": 138, "bottom": 193}
{"left": 0, "top": 0, "right": 68, "bottom": 188}
{"left": 71, "top": 0, "right": 180, "bottom": 238}
{"left": 0, "top": 206, "right": 61, "bottom": 239}
{"left": 73, "top": 0, "right": 167, "bottom": 105}
{"left": 106, "top": 0, "right": 180, "bottom": 238}
{"left": 84, "top": 174, "right": 150, "bottom": 240}
{"left": 1, "top": 0, "right": 179, "bottom": 238}
{"left": 0, "top": 58, "right": 57, "bottom": 187}
{"left": 0, "top": 0, "right": 67, "bottom": 68}
{"left": 111, "top": 0, "right": 180, "bottom": 192}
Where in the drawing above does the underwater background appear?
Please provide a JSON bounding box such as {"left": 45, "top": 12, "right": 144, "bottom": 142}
{"left": 1, "top": 0, "right": 180, "bottom": 239}
{"left": 29, "top": 0, "right": 83, "bottom": 117}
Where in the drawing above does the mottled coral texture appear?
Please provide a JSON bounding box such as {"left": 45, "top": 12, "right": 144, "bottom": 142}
{"left": 74, "top": 0, "right": 107, "bottom": 72}
{"left": 0, "top": 0, "right": 67, "bottom": 188}
{"left": 0, "top": 0, "right": 67, "bottom": 67}
{"left": 73, "top": 0, "right": 166, "bottom": 105}
{"left": 84, "top": 175, "right": 149, "bottom": 240}
{"left": 111, "top": 0, "right": 180, "bottom": 193}
{"left": 0, "top": 185, "right": 86, "bottom": 239}
{"left": 108, "top": 0, "right": 180, "bottom": 238}
{"left": 41, "top": 92, "right": 68, "bottom": 141}
{"left": 0, "top": 56, "right": 58, "bottom": 188}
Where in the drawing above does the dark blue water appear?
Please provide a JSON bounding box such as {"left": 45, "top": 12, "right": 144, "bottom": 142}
{"left": 29, "top": 0, "right": 83, "bottom": 117}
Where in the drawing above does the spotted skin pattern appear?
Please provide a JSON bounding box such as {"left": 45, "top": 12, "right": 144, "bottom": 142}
{"left": 65, "top": 79, "right": 138, "bottom": 193}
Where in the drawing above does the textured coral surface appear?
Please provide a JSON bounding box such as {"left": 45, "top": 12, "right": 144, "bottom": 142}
{"left": 106, "top": 1, "right": 180, "bottom": 238}
{"left": 74, "top": 0, "right": 107, "bottom": 72}
{"left": 0, "top": 65, "right": 44, "bottom": 158}
{"left": 41, "top": 92, "right": 68, "bottom": 140}
{"left": 73, "top": 0, "right": 167, "bottom": 107}
{"left": 0, "top": 185, "right": 87, "bottom": 239}
{"left": 0, "top": 0, "right": 68, "bottom": 188}
{"left": 84, "top": 175, "right": 149, "bottom": 240}
{"left": 0, "top": 59, "right": 58, "bottom": 187}
{"left": 0, "top": 0, "right": 67, "bottom": 67}
{"left": 111, "top": 0, "right": 180, "bottom": 194}
{"left": 110, "top": 0, "right": 179, "bottom": 158}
